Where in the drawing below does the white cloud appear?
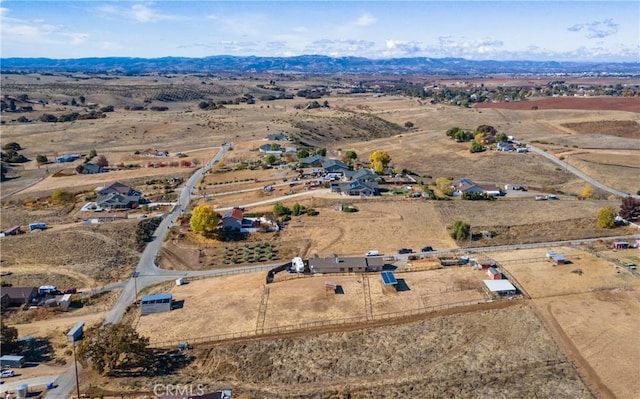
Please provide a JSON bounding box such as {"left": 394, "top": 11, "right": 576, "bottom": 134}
{"left": 304, "top": 39, "right": 376, "bottom": 56}
{"left": 97, "top": 3, "right": 177, "bottom": 23}
{"left": 568, "top": 18, "right": 619, "bottom": 39}
{"left": 68, "top": 33, "right": 89, "bottom": 45}
{"left": 384, "top": 40, "right": 422, "bottom": 56}
{"left": 354, "top": 13, "right": 376, "bottom": 27}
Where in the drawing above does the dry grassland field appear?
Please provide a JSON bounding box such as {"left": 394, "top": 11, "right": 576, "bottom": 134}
{"left": 135, "top": 266, "right": 490, "bottom": 345}
{"left": 130, "top": 305, "right": 592, "bottom": 399}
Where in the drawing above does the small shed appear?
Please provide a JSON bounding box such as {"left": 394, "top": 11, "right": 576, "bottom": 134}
{"left": 140, "top": 293, "right": 173, "bottom": 315}
{"left": 67, "top": 321, "right": 84, "bottom": 342}
{"left": 0, "top": 355, "right": 26, "bottom": 368}
{"left": 483, "top": 280, "right": 517, "bottom": 296}
{"left": 58, "top": 294, "right": 72, "bottom": 310}
{"left": 550, "top": 255, "right": 566, "bottom": 265}
{"left": 487, "top": 267, "right": 502, "bottom": 280}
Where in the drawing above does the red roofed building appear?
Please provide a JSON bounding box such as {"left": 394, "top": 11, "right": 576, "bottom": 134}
{"left": 222, "top": 207, "right": 245, "bottom": 231}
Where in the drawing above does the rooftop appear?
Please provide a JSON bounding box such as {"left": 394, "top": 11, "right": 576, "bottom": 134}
{"left": 483, "top": 280, "right": 516, "bottom": 292}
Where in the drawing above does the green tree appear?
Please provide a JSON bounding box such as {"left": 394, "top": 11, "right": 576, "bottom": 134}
{"left": 292, "top": 202, "right": 303, "bottom": 216}
{"left": 369, "top": 150, "right": 391, "bottom": 174}
{"left": 297, "top": 148, "right": 309, "bottom": 159}
{"left": 265, "top": 154, "right": 278, "bottom": 165}
{"left": 404, "top": 121, "right": 414, "bottom": 128}
{"left": 469, "top": 143, "right": 485, "bottom": 153}
{"left": 596, "top": 206, "right": 616, "bottom": 228}
{"left": 36, "top": 154, "right": 48, "bottom": 164}
{"left": 315, "top": 148, "right": 327, "bottom": 156}
{"left": 450, "top": 220, "right": 471, "bottom": 240}
{"left": 78, "top": 95, "right": 86, "bottom": 104}
{"left": 344, "top": 150, "right": 357, "bottom": 162}
{"left": 1, "top": 320, "right": 18, "bottom": 354}
{"left": 496, "top": 133, "right": 509, "bottom": 142}
{"left": 190, "top": 205, "right": 218, "bottom": 235}
{"left": 77, "top": 322, "right": 149, "bottom": 374}
{"left": 269, "top": 143, "right": 280, "bottom": 151}
{"left": 51, "top": 188, "right": 73, "bottom": 204}
{"left": 446, "top": 127, "right": 461, "bottom": 138}
{"left": 2, "top": 142, "right": 22, "bottom": 151}
{"left": 71, "top": 98, "right": 77, "bottom": 106}
{"left": 454, "top": 130, "right": 472, "bottom": 142}
{"left": 273, "top": 201, "right": 291, "bottom": 217}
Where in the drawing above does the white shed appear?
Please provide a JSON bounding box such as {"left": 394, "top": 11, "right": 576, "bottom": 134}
{"left": 59, "top": 294, "right": 72, "bottom": 310}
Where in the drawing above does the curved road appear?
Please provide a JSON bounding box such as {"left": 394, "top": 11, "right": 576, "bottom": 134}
{"left": 528, "top": 145, "right": 640, "bottom": 199}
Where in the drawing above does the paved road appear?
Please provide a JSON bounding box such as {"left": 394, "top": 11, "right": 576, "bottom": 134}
{"left": 528, "top": 145, "right": 640, "bottom": 199}
{"left": 46, "top": 145, "right": 233, "bottom": 399}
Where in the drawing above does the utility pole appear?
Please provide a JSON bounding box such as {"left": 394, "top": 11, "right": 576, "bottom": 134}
{"left": 72, "top": 341, "right": 81, "bottom": 399}
{"left": 131, "top": 272, "right": 139, "bottom": 304}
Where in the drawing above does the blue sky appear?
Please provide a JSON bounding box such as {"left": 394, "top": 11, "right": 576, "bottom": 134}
{"left": 1, "top": 1, "right": 638, "bottom": 61}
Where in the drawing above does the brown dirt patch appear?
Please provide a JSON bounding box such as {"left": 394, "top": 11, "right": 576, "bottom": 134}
{"left": 491, "top": 246, "right": 638, "bottom": 299}
{"left": 136, "top": 267, "right": 491, "bottom": 345}
{"left": 129, "top": 305, "right": 591, "bottom": 398}
{"left": 534, "top": 290, "right": 640, "bottom": 399}
{"left": 561, "top": 120, "right": 640, "bottom": 138}
{"left": 0, "top": 220, "right": 140, "bottom": 285}
{"left": 475, "top": 97, "right": 640, "bottom": 112}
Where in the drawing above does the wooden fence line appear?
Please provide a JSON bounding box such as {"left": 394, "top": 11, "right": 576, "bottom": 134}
{"left": 148, "top": 297, "right": 500, "bottom": 348}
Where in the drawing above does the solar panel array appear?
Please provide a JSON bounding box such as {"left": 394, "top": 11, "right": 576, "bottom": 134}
{"left": 381, "top": 271, "right": 398, "bottom": 285}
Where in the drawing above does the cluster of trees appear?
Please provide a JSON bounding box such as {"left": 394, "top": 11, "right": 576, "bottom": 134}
{"left": 293, "top": 100, "right": 330, "bottom": 110}
{"left": 190, "top": 205, "right": 219, "bottom": 235}
{"left": 447, "top": 125, "right": 504, "bottom": 153}
{"left": 39, "top": 111, "right": 106, "bottom": 123}
{"left": 596, "top": 197, "right": 640, "bottom": 229}
{"left": 462, "top": 192, "right": 496, "bottom": 201}
{"left": 1, "top": 142, "right": 29, "bottom": 163}
{"left": 198, "top": 101, "right": 224, "bottom": 110}
{"left": 135, "top": 217, "right": 162, "bottom": 251}
{"left": 273, "top": 201, "right": 318, "bottom": 218}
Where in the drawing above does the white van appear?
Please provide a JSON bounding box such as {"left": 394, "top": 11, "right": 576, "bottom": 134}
{"left": 365, "top": 250, "right": 379, "bottom": 257}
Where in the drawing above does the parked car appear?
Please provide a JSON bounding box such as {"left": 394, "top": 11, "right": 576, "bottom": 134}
{"left": 0, "top": 370, "right": 15, "bottom": 378}
{"left": 421, "top": 246, "right": 434, "bottom": 252}
{"left": 398, "top": 248, "right": 413, "bottom": 254}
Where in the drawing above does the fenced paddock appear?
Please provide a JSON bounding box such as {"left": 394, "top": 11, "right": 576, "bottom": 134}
{"left": 137, "top": 266, "right": 496, "bottom": 346}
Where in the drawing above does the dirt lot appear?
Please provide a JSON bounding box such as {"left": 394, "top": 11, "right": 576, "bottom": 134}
{"left": 490, "top": 246, "right": 637, "bottom": 298}
{"left": 129, "top": 304, "right": 591, "bottom": 398}
{"left": 535, "top": 290, "right": 640, "bottom": 399}
{"left": 487, "top": 246, "right": 640, "bottom": 398}
{"left": 135, "top": 266, "right": 490, "bottom": 345}
{"left": 0, "top": 220, "right": 140, "bottom": 287}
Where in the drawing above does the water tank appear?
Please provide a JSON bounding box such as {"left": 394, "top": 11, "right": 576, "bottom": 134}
{"left": 16, "top": 384, "right": 28, "bottom": 399}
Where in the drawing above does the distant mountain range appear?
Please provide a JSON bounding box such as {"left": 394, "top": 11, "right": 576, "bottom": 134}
{"left": 1, "top": 55, "right": 639, "bottom": 75}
